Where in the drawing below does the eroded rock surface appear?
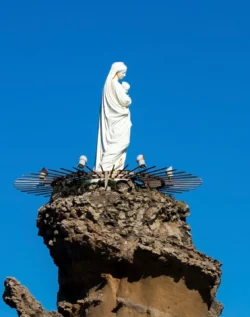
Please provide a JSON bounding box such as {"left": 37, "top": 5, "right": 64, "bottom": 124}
{"left": 34, "top": 188, "right": 223, "bottom": 317}
{"left": 3, "top": 277, "right": 62, "bottom": 317}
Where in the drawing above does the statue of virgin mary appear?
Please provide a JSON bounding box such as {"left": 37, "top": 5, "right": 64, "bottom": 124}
{"left": 94, "top": 62, "right": 132, "bottom": 171}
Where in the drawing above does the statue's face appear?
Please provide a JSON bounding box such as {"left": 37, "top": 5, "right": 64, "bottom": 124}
{"left": 117, "top": 70, "right": 126, "bottom": 79}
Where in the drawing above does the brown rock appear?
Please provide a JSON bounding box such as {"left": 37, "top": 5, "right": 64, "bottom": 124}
{"left": 35, "top": 188, "right": 223, "bottom": 317}
{"left": 3, "top": 187, "right": 223, "bottom": 316}
{"left": 3, "top": 277, "right": 62, "bottom": 317}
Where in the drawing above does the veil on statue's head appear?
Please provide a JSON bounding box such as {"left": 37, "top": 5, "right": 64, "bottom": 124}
{"left": 106, "top": 62, "right": 127, "bottom": 81}
{"left": 103, "top": 62, "right": 129, "bottom": 109}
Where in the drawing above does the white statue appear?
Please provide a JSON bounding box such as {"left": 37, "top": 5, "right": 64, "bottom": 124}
{"left": 95, "top": 62, "right": 132, "bottom": 171}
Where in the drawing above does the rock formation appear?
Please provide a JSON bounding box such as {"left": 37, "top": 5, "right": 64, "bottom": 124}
{"left": 3, "top": 186, "right": 223, "bottom": 316}
{"left": 3, "top": 277, "right": 62, "bottom": 317}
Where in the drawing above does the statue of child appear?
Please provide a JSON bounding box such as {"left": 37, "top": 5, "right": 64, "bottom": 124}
{"left": 121, "top": 81, "right": 130, "bottom": 94}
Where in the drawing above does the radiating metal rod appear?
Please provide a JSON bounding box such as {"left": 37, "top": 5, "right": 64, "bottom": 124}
{"left": 164, "top": 186, "right": 195, "bottom": 190}
{"left": 164, "top": 184, "right": 201, "bottom": 188}
{"left": 14, "top": 182, "right": 52, "bottom": 186}
{"left": 166, "top": 186, "right": 197, "bottom": 190}
{"left": 161, "top": 185, "right": 195, "bottom": 189}
{"left": 85, "top": 166, "right": 101, "bottom": 178}
{"left": 15, "top": 180, "right": 52, "bottom": 184}
{"left": 161, "top": 188, "right": 189, "bottom": 193}
{"left": 17, "top": 187, "right": 52, "bottom": 192}
{"left": 18, "top": 187, "right": 52, "bottom": 191}
{"left": 149, "top": 171, "right": 188, "bottom": 177}
{"left": 136, "top": 175, "right": 200, "bottom": 181}
{"left": 109, "top": 165, "right": 115, "bottom": 179}
{"left": 23, "top": 174, "right": 54, "bottom": 179}
{"left": 100, "top": 165, "right": 104, "bottom": 173}
{"left": 72, "top": 166, "right": 83, "bottom": 172}
{"left": 171, "top": 177, "right": 201, "bottom": 182}
{"left": 172, "top": 184, "right": 202, "bottom": 187}
{"left": 30, "top": 172, "right": 51, "bottom": 177}
{"left": 19, "top": 193, "right": 51, "bottom": 196}
{"left": 48, "top": 169, "right": 69, "bottom": 175}
{"left": 152, "top": 170, "right": 189, "bottom": 175}
{"left": 164, "top": 182, "right": 202, "bottom": 185}
{"left": 163, "top": 190, "right": 188, "bottom": 193}
{"left": 15, "top": 179, "right": 52, "bottom": 182}
{"left": 46, "top": 173, "right": 64, "bottom": 179}
{"left": 136, "top": 165, "right": 157, "bottom": 174}
{"left": 146, "top": 167, "right": 177, "bottom": 175}
{"left": 20, "top": 191, "right": 52, "bottom": 195}
{"left": 116, "top": 164, "right": 129, "bottom": 178}
{"left": 14, "top": 184, "right": 50, "bottom": 188}
{"left": 163, "top": 174, "right": 200, "bottom": 179}
{"left": 161, "top": 175, "right": 201, "bottom": 180}
{"left": 60, "top": 168, "right": 76, "bottom": 173}
{"left": 164, "top": 180, "right": 202, "bottom": 184}
{"left": 15, "top": 185, "right": 52, "bottom": 188}
{"left": 135, "top": 179, "right": 201, "bottom": 187}
{"left": 160, "top": 178, "right": 201, "bottom": 183}
{"left": 125, "top": 166, "right": 156, "bottom": 178}
{"left": 160, "top": 190, "right": 185, "bottom": 194}
{"left": 71, "top": 167, "right": 88, "bottom": 177}
{"left": 123, "top": 165, "right": 142, "bottom": 176}
{"left": 16, "top": 182, "right": 52, "bottom": 186}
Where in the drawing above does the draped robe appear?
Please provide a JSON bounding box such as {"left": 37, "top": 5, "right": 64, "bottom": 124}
{"left": 95, "top": 63, "right": 132, "bottom": 171}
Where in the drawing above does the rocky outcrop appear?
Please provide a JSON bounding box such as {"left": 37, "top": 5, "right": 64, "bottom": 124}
{"left": 3, "top": 277, "right": 62, "bottom": 317}
{"left": 33, "top": 187, "right": 223, "bottom": 317}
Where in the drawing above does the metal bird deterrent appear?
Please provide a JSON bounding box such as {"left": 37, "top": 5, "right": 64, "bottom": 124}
{"left": 14, "top": 165, "right": 202, "bottom": 198}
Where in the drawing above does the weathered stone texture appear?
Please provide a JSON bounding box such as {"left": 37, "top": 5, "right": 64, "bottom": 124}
{"left": 37, "top": 188, "right": 222, "bottom": 317}
{"left": 3, "top": 277, "right": 62, "bottom": 317}
{"left": 3, "top": 187, "right": 223, "bottom": 316}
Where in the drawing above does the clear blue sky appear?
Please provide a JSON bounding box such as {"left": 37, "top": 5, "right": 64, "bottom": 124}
{"left": 0, "top": 1, "right": 249, "bottom": 316}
